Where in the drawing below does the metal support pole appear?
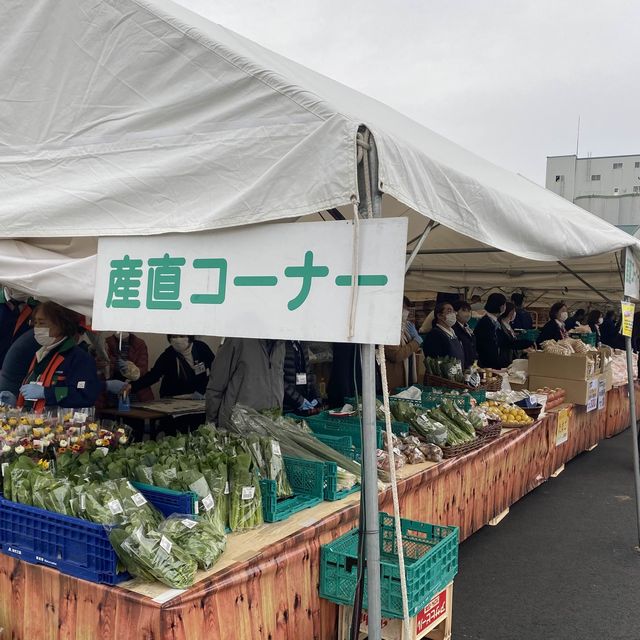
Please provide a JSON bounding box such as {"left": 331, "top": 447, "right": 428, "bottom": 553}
{"left": 361, "top": 344, "right": 381, "bottom": 636}
{"left": 624, "top": 296, "right": 640, "bottom": 548}
{"left": 356, "top": 127, "right": 382, "bottom": 639}
{"left": 405, "top": 221, "right": 434, "bottom": 273}
{"left": 557, "top": 261, "right": 612, "bottom": 303}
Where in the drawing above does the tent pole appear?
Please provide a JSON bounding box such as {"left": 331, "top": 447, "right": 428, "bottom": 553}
{"left": 357, "top": 127, "right": 382, "bottom": 639}
{"left": 557, "top": 261, "right": 612, "bottom": 303}
{"left": 624, "top": 295, "right": 640, "bottom": 548}
{"left": 405, "top": 221, "right": 434, "bottom": 273}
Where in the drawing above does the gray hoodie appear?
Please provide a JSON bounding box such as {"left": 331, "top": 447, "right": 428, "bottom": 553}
{"left": 205, "top": 338, "right": 285, "bottom": 428}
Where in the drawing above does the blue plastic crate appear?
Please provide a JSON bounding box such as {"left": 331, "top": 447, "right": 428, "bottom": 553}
{"left": 0, "top": 496, "right": 128, "bottom": 585}
{"left": 132, "top": 481, "right": 198, "bottom": 517}
{"left": 320, "top": 512, "right": 459, "bottom": 618}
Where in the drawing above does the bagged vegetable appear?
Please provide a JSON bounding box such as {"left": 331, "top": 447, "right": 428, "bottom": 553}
{"left": 261, "top": 437, "right": 292, "bottom": 498}
{"left": 229, "top": 453, "right": 263, "bottom": 532}
{"left": 159, "top": 515, "right": 227, "bottom": 570}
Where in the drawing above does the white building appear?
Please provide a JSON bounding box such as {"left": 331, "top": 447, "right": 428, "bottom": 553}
{"left": 546, "top": 154, "right": 640, "bottom": 230}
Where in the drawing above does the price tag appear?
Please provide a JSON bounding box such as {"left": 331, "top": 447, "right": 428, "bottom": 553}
{"left": 241, "top": 486, "right": 256, "bottom": 501}
{"left": 73, "top": 412, "right": 88, "bottom": 424}
{"left": 159, "top": 536, "right": 173, "bottom": 554}
{"left": 194, "top": 502, "right": 199, "bottom": 515}
{"left": 131, "top": 493, "right": 147, "bottom": 507}
{"left": 79, "top": 494, "right": 86, "bottom": 511}
{"left": 202, "top": 493, "right": 215, "bottom": 512}
{"left": 181, "top": 518, "right": 197, "bottom": 529}
{"left": 97, "top": 447, "right": 109, "bottom": 457}
{"left": 555, "top": 408, "right": 569, "bottom": 446}
{"left": 107, "top": 499, "right": 124, "bottom": 515}
{"left": 271, "top": 441, "right": 282, "bottom": 456}
{"left": 2, "top": 462, "right": 9, "bottom": 477}
{"left": 224, "top": 481, "right": 230, "bottom": 495}
{"left": 296, "top": 373, "right": 307, "bottom": 385}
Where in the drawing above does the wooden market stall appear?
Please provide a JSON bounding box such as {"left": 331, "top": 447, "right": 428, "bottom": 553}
{"left": 0, "top": 381, "right": 635, "bottom": 640}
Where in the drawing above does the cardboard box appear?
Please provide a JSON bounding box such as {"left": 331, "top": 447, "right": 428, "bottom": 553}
{"left": 529, "top": 374, "right": 602, "bottom": 406}
{"left": 603, "top": 367, "right": 613, "bottom": 391}
{"left": 528, "top": 351, "right": 600, "bottom": 381}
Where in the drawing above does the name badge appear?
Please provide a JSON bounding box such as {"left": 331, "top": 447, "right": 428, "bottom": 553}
{"left": 194, "top": 362, "right": 206, "bottom": 375}
{"left": 296, "top": 373, "right": 307, "bottom": 386}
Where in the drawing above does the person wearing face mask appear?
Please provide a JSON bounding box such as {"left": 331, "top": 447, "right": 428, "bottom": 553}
{"left": 587, "top": 310, "right": 604, "bottom": 347}
{"left": 497, "top": 302, "right": 535, "bottom": 366}
{"left": 1, "top": 302, "right": 101, "bottom": 411}
{"left": 105, "top": 332, "right": 154, "bottom": 402}
{"left": 536, "top": 302, "right": 569, "bottom": 346}
{"left": 0, "top": 287, "right": 36, "bottom": 369}
{"left": 422, "top": 301, "right": 465, "bottom": 366}
{"left": 127, "top": 335, "right": 214, "bottom": 399}
{"left": 385, "top": 297, "right": 424, "bottom": 392}
{"left": 473, "top": 293, "right": 508, "bottom": 369}
{"left": 510, "top": 293, "right": 533, "bottom": 331}
{"left": 452, "top": 300, "right": 477, "bottom": 370}
{"left": 565, "top": 308, "right": 586, "bottom": 331}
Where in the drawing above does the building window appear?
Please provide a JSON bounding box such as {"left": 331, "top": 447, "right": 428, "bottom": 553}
{"left": 613, "top": 162, "right": 623, "bottom": 169}
{"left": 636, "top": 162, "right": 640, "bottom": 168}
{"left": 634, "top": 186, "right": 640, "bottom": 194}
{"left": 591, "top": 175, "right": 601, "bottom": 181}
{"left": 555, "top": 175, "right": 564, "bottom": 182}
{"left": 614, "top": 188, "right": 620, "bottom": 194}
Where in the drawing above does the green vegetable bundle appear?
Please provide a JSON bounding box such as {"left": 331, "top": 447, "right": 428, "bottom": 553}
{"left": 425, "top": 356, "right": 465, "bottom": 382}
{"left": 261, "top": 437, "right": 292, "bottom": 498}
{"left": 159, "top": 515, "right": 226, "bottom": 570}
{"left": 229, "top": 452, "right": 263, "bottom": 532}
{"left": 109, "top": 525, "right": 197, "bottom": 589}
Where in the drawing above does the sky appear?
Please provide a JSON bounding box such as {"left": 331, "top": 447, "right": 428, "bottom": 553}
{"left": 174, "top": 0, "right": 640, "bottom": 186}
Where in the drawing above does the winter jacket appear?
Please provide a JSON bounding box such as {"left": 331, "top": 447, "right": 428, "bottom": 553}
{"left": 283, "top": 341, "right": 319, "bottom": 412}
{"left": 453, "top": 322, "right": 477, "bottom": 370}
{"left": 474, "top": 315, "right": 508, "bottom": 369}
{"left": 497, "top": 323, "right": 533, "bottom": 367}
{"left": 423, "top": 325, "right": 465, "bottom": 364}
{"left": 132, "top": 340, "right": 214, "bottom": 398}
{"left": 385, "top": 339, "right": 422, "bottom": 393}
{"left": 511, "top": 307, "right": 533, "bottom": 330}
{"left": 0, "top": 329, "right": 39, "bottom": 396}
{"left": 105, "top": 333, "right": 154, "bottom": 402}
{"left": 18, "top": 337, "right": 100, "bottom": 410}
{"left": 206, "top": 338, "right": 285, "bottom": 428}
{"left": 536, "top": 320, "right": 566, "bottom": 346}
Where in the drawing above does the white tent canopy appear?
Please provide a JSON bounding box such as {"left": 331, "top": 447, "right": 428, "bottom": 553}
{"left": 1, "top": 0, "right": 639, "bottom": 315}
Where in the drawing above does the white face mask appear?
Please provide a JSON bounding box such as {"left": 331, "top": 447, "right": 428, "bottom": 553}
{"left": 34, "top": 327, "right": 56, "bottom": 347}
{"left": 444, "top": 312, "right": 457, "bottom": 327}
{"left": 559, "top": 311, "right": 568, "bottom": 322}
{"left": 170, "top": 337, "right": 190, "bottom": 352}
{"left": 402, "top": 309, "right": 410, "bottom": 322}
{"left": 470, "top": 302, "right": 483, "bottom": 311}
{"left": 597, "top": 317, "right": 604, "bottom": 325}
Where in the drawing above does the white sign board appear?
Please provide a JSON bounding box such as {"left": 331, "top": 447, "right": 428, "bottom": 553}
{"left": 623, "top": 247, "right": 640, "bottom": 300}
{"left": 92, "top": 219, "right": 408, "bottom": 344}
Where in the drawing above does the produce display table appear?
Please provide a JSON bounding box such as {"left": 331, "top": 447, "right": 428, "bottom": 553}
{"left": 0, "top": 383, "right": 636, "bottom": 640}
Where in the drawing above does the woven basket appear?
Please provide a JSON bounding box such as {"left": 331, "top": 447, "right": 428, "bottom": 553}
{"left": 423, "top": 374, "right": 488, "bottom": 392}
{"left": 474, "top": 422, "right": 502, "bottom": 439}
{"left": 483, "top": 377, "right": 502, "bottom": 391}
{"left": 442, "top": 437, "right": 487, "bottom": 458}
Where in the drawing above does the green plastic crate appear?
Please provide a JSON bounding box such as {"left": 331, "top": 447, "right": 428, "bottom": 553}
{"left": 320, "top": 512, "right": 459, "bottom": 618}
{"left": 323, "top": 461, "right": 360, "bottom": 501}
{"left": 307, "top": 412, "right": 408, "bottom": 449}
{"left": 570, "top": 331, "right": 596, "bottom": 346}
{"left": 260, "top": 456, "right": 325, "bottom": 523}
{"left": 314, "top": 433, "right": 357, "bottom": 460}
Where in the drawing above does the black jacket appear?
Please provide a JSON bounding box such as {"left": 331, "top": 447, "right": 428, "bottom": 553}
{"left": 474, "top": 315, "right": 508, "bottom": 369}
{"left": 423, "top": 325, "right": 465, "bottom": 364}
{"left": 536, "top": 320, "right": 565, "bottom": 346}
{"left": 283, "top": 341, "right": 319, "bottom": 412}
{"left": 453, "top": 322, "right": 477, "bottom": 370}
{"left": 132, "top": 340, "right": 214, "bottom": 397}
{"left": 497, "top": 324, "right": 533, "bottom": 366}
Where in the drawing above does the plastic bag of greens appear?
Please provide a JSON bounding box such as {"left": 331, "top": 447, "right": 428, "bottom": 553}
{"left": 229, "top": 453, "right": 263, "bottom": 532}
{"left": 81, "top": 480, "right": 127, "bottom": 525}
{"left": 134, "top": 465, "right": 154, "bottom": 485}
{"left": 159, "top": 515, "right": 227, "bottom": 570}
{"left": 261, "top": 437, "right": 292, "bottom": 498}
{"left": 32, "top": 473, "right": 73, "bottom": 515}
{"left": 9, "top": 456, "right": 40, "bottom": 505}
{"left": 116, "top": 479, "right": 163, "bottom": 529}
{"left": 247, "top": 434, "right": 267, "bottom": 476}
{"left": 414, "top": 414, "right": 448, "bottom": 447}
{"left": 117, "top": 525, "right": 197, "bottom": 588}
{"left": 108, "top": 526, "right": 156, "bottom": 582}
{"left": 152, "top": 464, "right": 178, "bottom": 488}
{"left": 199, "top": 455, "right": 228, "bottom": 530}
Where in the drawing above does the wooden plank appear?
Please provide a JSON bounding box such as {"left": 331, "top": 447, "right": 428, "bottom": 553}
{"left": 551, "top": 464, "right": 565, "bottom": 477}
{"left": 488, "top": 508, "right": 509, "bottom": 527}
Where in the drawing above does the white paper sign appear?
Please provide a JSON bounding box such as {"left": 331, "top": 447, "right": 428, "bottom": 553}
{"left": 92, "top": 219, "right": 408, "bottom": 344}
{"left": 624, "top": 247, "right": 640, "bottom": 300}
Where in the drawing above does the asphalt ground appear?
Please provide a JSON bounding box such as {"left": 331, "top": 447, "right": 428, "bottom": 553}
{"left": 452, "top": 429, "right": 640, "bottom": 640}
